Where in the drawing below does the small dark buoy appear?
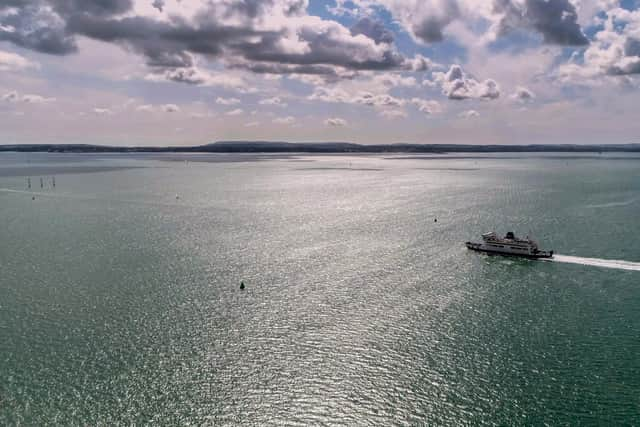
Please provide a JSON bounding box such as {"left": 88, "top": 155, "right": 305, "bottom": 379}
{"left": 32, "top": 196, "right": 35, "bottom": 201}
{"left": 239, "top": 281, "right": 245, "bottom": 290}
{"left": 434, "top": 218, "right": 437, "bottom": 223}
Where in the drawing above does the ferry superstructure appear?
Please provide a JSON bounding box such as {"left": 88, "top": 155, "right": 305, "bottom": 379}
{"left": 466, "top": 231, "right": 553, "bottom": 259}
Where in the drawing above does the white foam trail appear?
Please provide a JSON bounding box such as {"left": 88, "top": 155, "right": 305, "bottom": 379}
{"left": 549, "top": 255, "right": 640, "bottom": 272}
{"left": 585, "top": 198, "right": 637, "bottom": 209}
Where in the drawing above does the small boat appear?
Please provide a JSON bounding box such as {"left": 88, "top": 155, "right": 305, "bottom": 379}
{"left": 466, "top": 231, "right": 553, "bottom": 259}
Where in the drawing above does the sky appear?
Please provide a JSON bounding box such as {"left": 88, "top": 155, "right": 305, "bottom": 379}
{"left": 1, "top": 0, "right": 639, "bottom": 146}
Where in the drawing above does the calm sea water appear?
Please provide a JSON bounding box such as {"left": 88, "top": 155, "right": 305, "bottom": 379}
{"left": 1, "top": 152, "right": 639, "bottom": 425}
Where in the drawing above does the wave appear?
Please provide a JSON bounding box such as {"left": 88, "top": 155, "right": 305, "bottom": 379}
{"left": 549, "top": 255, "right": 640, "bottom": 272}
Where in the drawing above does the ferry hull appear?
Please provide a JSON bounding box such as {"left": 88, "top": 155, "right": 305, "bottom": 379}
{"left": 465, "top": 242, "right": 554, "bottom": 259}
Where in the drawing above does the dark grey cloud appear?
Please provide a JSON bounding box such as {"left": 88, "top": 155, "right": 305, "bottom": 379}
{"left": 350, "top": 17, "right": 394, "bottom": 44}
{"left": 624, "top": 37, "right": 640, "bottom": 57}
{"left": 0, "top": 3, "right": 77, "bottom": 54}
{"left": 151, "top": 0, "right": 164, "bottom": 12}
{"left": 494, "top": 0, "right": 589, "bottom": 46}
{"left": 51, "top": 0, "right": 133, "bottom": 16}
{"left": 64, "top": 13, "right": 255, "bottom": 67}
{"left": 234, "top": 23, "right": 404, "bottom": 72}
{"left": 377, "top": 0, "right": 588, "bottom": 47}
{"left": 223, "top": 0, "right": 306, "bottom": 19}
{"left": 0, "top": 0, "right": 132, "bottom": 54}
{"left": 413, "top": 16, "right": 457, "bottom": 43}
{"left": 0, "top": 0, "right": 409, "bottom": 77}
{"left": 411, "top": 2, "right": 460, "bottom": 43}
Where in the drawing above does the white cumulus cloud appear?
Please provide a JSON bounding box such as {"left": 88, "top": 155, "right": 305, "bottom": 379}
{"left": 162, "top": 104, "right": 180, "bottom": 113}
{"left": 225, "top": 108, "right": 243, "bottom": 116}
{"left": 273, "top": 116, "right": 296, "bottom": 125}
{"left": 433, "top": 65, "right": 500, "bottom": 100}
{"left": 215, "top": 97, "right": 241, "bottom": 105}
{"left": 324, "top": 117, "right": 348, "bottom": 126}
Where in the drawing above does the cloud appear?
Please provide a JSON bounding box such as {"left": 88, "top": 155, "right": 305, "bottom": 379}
{"left": 403, "top": 54, "right": 436, "bottom": 72}
{"left": 151, "top": 0, "right": 164, "bottom": 12}
{"left": 372, "top": 0, "right": 461, "bottom": 44}
{"left": 259, "top": 96, "right": 287, "bottom": 106}
{"left": 350, "top": 16, "right": 394, "bottom": 44}
{"left": 3, "top": 91, "right": 54, "bottom": 103}
{"left": 557, "top": 6, "right": 640, "bottom": 82}
{"left": 225, "top": 108, "right": 243, "bottom": 116}
{"left": 147, "top": 67, "right": 249, "bottom": 89}
{"left": 2, "top": 91, "right": 19, "bottom": 102}
{"left": 0, "top": 3, "right": 77, "bottom": 54}
{"left": 308, "top": 78, "right": 431, "bottom": 116}
{"left": 410, "top": 98, "right": 443, "bottom": 114}
{"left": 373, "top": 73, "right": 418, "bottom": 88}
{"left": 134, "top": 103, "right": 185, "bottom": 113}
{"left": 0, "top": 50, "right": 39, "bottom": 71}
{"left": 433, "top": 65, "right": 500, "bottom": 100}
{"left": 135, "top": 104, "right": 155, "bottom": 112}
{"left": 162, "top": 103, "right": 180, "bottom": 112}
{"left": 493, "top": 0, "right": 589, "bottom": 46}
{"left": 340, "top": 0, "right": 589, "bottom": 47}
{"left": 459, "top": 109, "right": 479, "bottom": 118}
{"left": 0, "top": 0, "right": 411, "bottom": 83}
{"left": 244, "top": 121, "right": 260, "bottom": 127}
{"left": 273, "top": 115, "right": 296, "bottom": 124}
{"left": 22, "top": 94, "right": 55, "bottom": 103}
{"left": 216, "top": 97, "right": 241, "bottom": 105}
{"left": 379, "top": 109, "right": 407, "bottom": 119}
{"left": 356, "top": 92, "right": 405, "bottom": 107}
{"left": 511, "top": 86, "right": 535, "bottom": 102}
{"left": 308, "top": 87, "right": 405, "bottom": 107}
{"left": 93, "top": 107, "right": 113, "bottom": 115}
{"left": 324, "top": 117, "right": 348, "bottom": 126}
{"left": 308, "top": 87, "right": 349, "bottom": 103}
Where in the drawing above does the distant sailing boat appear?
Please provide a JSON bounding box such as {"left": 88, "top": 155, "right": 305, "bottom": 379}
{"left": 52, "top": 176, "right": 56, "bottom": 188}
{"left": 40, "top": 177, "right": 44, "bottom": 188}
{"left": 27, "top": 177, "right": 31, "bottom": 189}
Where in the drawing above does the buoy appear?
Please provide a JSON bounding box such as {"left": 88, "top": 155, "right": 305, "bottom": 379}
{"left": 240, "top": 281, "right": 245, "bottom": 290}
{"left": 32, "top": 196, "right": 35, "bottom": 200}
{"left": 434, "top": 218, "right": 437, "bottom": 222}
{"left": 175, "top": 194, "right": 180, "bottom": 200}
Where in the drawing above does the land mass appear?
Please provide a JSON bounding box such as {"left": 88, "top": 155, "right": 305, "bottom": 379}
{"left": 1, "top": 141, "right": 640, "bottom": 153}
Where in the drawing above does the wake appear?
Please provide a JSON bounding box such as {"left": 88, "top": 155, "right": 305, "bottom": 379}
{"left": 548, "top": 255, "right": 640, "bottom": 272}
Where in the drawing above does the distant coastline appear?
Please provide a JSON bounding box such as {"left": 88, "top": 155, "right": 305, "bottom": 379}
{"left": 1, "top": 141, "right": 640, "bottom": 153}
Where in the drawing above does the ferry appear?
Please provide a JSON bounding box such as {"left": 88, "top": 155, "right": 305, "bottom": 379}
{"left": 466, "top": 231, "right": 553, "bottom": 259}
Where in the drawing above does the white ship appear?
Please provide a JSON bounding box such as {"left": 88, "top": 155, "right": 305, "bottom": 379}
{"left": 466, "top": 231, "right": 553, "bottom": 259}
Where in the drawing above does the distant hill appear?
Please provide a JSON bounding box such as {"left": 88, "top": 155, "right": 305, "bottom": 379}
{"left": 1, "top": 141, "right": 639, "bottom": 153}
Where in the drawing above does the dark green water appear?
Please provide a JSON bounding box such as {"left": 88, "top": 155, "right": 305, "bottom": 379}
{"left": 1, "top": 152, "right": 639, "bottom": 425}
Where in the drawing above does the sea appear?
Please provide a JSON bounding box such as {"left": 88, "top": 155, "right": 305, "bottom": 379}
{"left": 1, "top": 151, "right": 639, "bottom": 425}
